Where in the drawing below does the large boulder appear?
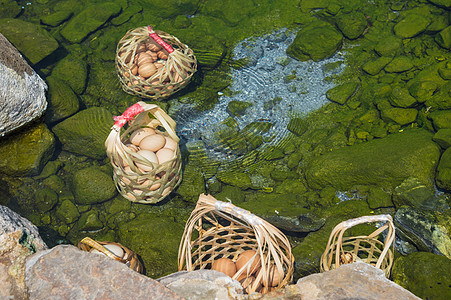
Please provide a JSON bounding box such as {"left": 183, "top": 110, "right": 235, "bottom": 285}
{"left": 305, "top": 129, "right": 440, "bottom": 190}
{"left": 51, "top": 107, "right": 113, "bottom": 159}
{"left": 0, "top": 123, "right": 55, "bottom": 176}
{"left": 0, "top": 18, "right": 59, "bottom": 65}
{"left": 25, "top": 245, "right": 182, "bottom": 300}
{"left": 0, "top": 33, "right": 47, "bottom": 137}
{"left": 0, "top": 205, "right": 47, "bottom": 300}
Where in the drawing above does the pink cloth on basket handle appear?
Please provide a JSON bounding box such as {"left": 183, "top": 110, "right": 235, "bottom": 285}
{"left": 113, "top": 102, "right": 145, "bottom": 128}
{"left": 147, "top": 25, "right": 174, "bottom": 54}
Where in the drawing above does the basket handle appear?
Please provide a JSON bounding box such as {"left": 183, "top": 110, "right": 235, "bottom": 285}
{"left": 78, "top": 237, "right": 126, "bottom": 263}
{"left": 147, "top": 25, "right": 174, "bottom": 54}
{"left": 339, "top": 214, "right": 393, "bottom": 229}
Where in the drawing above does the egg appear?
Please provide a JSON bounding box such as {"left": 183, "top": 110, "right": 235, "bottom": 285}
{"left": 129, "top": 128, "right": 155, "bottom": 145}
{"left": 139, "top": 179, "right": 161, "bottom": 191}
{"left": 163, "top": 136, "right": 178, "bottom": 151}
{"left": 157, "top": 50, "right": 168, "bottom": 60}
{"left": 130, "top": 64, "right": 138, "bottom": 75}
{"left": 236, "top": 250, "right": 261, "bottom": 275}
{"left": 162, "top": 186, "right": 172, "bottom": 196}
{"left": 137, "top": 52, "right": 154, "bottom": 66}
{"left": 135, "top": 150, "right": 158, "bottom": 172}
{"left": 140, "top": 134, "right": 166, "bottom": 152}
{"left": 264, "top": 264, "right": 283, "bottom": 287}
{"left": 239, "top": 276, "right": 262, "bottom": 294}
{"left": 138, "top": 63, "right": 157, "bottom": 78}
{"left": 212, "top": 257, "right": 236, "bottom": 278}
{"left": 91, "top": 244, "right": 124, "bottom": 258}
{"left": 146, "top": 40, "right": 162, "bottom": 52}
{"left": 156, "top": 148, "right": 174, "bottom": 164}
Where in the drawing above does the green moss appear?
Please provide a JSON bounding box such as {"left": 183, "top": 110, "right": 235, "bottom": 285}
{"left": 72, "top": 166, "right": 117, "bottom": 205}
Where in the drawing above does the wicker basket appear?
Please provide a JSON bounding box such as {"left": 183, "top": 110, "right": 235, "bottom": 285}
{"left": 115, "top": 25, "right": 197, "bottom": 100}
{"left": 105, "top": 101, "right": 182, "bottom": 204}
{"left": 178, "top": 194, "right": 294, "bottom": 294}
{"left": 320, "top": 214, "right": 395, "bottom": 277}
{"left": 78, "top": 237, "right": 144, "bottom": 273}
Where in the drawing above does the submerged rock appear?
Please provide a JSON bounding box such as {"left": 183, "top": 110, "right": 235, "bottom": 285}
{"left": 45, "top": 76, "right": 80, "bottom": 123}
{"left": 335, "top": 11, "right": 368, "bottom": 40}
{"left": 393, "top": 13, "right": 430, "bottom": 38}
{"left": 392, "top": 252, "right": 451, "bottom": 300}
{"left": 305, "top": 129, "right": 440, "bottom": 190}
{"left": 51, "top": 54, "right": 88, "bottom": 95}
{"left": 72, "top": 166, "right": 117, "bottom": 205}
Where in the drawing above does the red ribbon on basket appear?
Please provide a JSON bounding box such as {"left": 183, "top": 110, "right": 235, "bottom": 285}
{"left": 147, "top": 25, "right": 174, "bottom": 54}
{"left": 113, "top": 103, "right": 145, "bottom": 128}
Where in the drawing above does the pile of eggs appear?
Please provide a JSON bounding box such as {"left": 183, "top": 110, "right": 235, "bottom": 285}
{"left": 211, "top": 250, "right": 282, "bottom": 294}
{"left": 119, "top": 39, "right": 187, "bottom": 93}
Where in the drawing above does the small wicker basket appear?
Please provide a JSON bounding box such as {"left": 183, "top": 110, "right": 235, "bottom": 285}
{"left": 105, "top": 101, "right": 182, "bottom": 204}
{"left": 116, "top": 25, "right": 197, "bottom": 100}
{"left": 78, "top": 237, "right": 144, "bottom": 273}
{"left": 178, "top": 194, "right": 294, "bottom": 295}
{"left": 320, "top": 214, "right": 395, "bottom": 277}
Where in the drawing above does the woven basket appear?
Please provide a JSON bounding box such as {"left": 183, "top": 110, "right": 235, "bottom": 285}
{"left": 105, "top": 101, "right": 182, "bottom": 204}
{"left": 78, "top": 237, "right": 144, "bottom": 273}
{"left": 320, "top": 214, "right": 395, "bottom": 277}
{"left": 178, "top": 194, "right": 294, "bottom": 295}
{"left": 115, "top": 25, "right": 197, "bottom": 100}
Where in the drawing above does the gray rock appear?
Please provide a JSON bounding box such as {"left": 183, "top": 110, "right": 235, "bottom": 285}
{"left": 25, "top": 245, "right": 182, "bottom": 300}
{"left": 294, "top": 262, "right": 420, "bottom": 300}
{"left": 0, "top": 33, "right": 47, "bottom": 137}
{"left": 158, "top": 269, "right": 243, "bottom": 299}
{"left": 0, "top": 205, "right": 47, "bottom": 300}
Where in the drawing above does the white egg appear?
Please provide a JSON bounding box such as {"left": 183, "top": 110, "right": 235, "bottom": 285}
{"left": 135, "top": 150, "right": 158, "bottom": 171}
{"left": 164, "top": 136, "right": 178, "bottom": 151}
{"left": 156, "top": 148, "right": 174, "bottom": 164}
{"left": 129, "top": 128, "right": 155, "bottom": 145}
{"left": 91, "top": 244, "right": 124, "bottom": 258}
{"left": 139, "top": 134, "right": 166, "bottom": 152}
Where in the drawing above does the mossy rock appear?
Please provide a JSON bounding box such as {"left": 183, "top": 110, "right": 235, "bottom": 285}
{"left": 0, "top": 123, "right": 55, "bottom": 176}
{"left": 436, "top": 147, "right": 451, "bottom": 191}
{"left": 0, "top": 18, "right": 59, "bottom": 65}
{"left": 111, "top": 4, "right": 142, "bottom": 26}
{"left": 55, "top": 199, "right": 80, "bottom": 224}
{"left": 287, "top": 117, "right": 308, "bottom": 136}
{"left": 335, "top": 11, "right": 367, "bottom": 40}
{"left": 433, "top": 128, "right": 451, "bottom": 149}
{"left": 40, "top": 10, "right": 73, "bottom": 27}
{"left": 384, "top": 56, "right": 414, "bottom": 73}
{"left": 34, "top": 187, "right": 59, "bottom": 212}
{"left": 77, "top": 209, "right": 104, "bottom": 231}
{"left": 394, "top": 13, "right": 430, "bottom": 38}
{"left": 60, "top": 3, "right": 121, "bottom": 43}
{"left": 286, "top": 19, "right": 343, "bottom": 62}
{"left": 374, "top": 36, "right": 403, "bottom": 57}
{"left": 105, "top": 196, "right": 132, "bottom": 215}
{"left": 305, "top": 129, "right": 440, "bottom": 190}
{"left": 393, "top": 177, "right": 436, "bottom": 209}
{"left": 392, "top": 252, "right": 451, "bottom": 300}
{"left": 217, "top": 170, "right": 252, "bottom": 190}
{"left": 326, "top": 82, "right": 359, "bottom": 105}
{"left": 380, "top": 107, "right": 418, "bottom": 126}
{"left": 388, "top": 87, "right": 417, "bottom": 108}
{"left": 435, "top": 25, "right": 451, "bottom": 50}
{"left": 118, "top": 214, "right": 185, "bottom": 278}
{"left": 51, "top": 54, "right": 88, "bottom": 94}
{"left": 45, "top": 76, "right": 80, "bottom": 123}
{"left": 428, "top": 110, "right": 451, "bottom": 130}
{"left": 227, "top": 100, "right": 253, "bottom": 117}
{"left": 362, "top": 56, "right": 393, "bottom": 76}
{"left": 175, "top": 167, "right": 205, "bottom": 203}
{"left": 408, "top": 80, "right": 439, "bottom": 103}
{"left": 0, "top": 0, "right": 22, "bottom": 18}
{"left": 367, "top": 187, "right": 394, "bottom": 209}
{"left": 72, "top": 166, "right": 117, "bottom": 205}
{"left": 51, "top": 107, "right": 113, "bottom": 159}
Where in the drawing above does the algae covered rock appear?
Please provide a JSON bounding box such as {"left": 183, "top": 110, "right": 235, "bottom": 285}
{"left": 435, "top": 25, "right": 451, "bottom": 50}
{"left": 362, "top": 56, "right": 393, "bottom": 76}
{"left": 60, "top": 3, "right": 121, "bottom": 43}
{"left": 380, "top": 107, "right": 418, "bottom": 125}
{"left": 393, "top": 177, "right": 437, "bottom": 209}
{"left": 0, "top": 18, "right": 59, "bottom": 65}
{"left": 374, "top": 36, "right": 402, "bottom": 57}
{"left": 118, "top": 214, "right": 185, "bottom": 278}
{"left": 433, "top": 128, "right": 451, "bottom": 149}
{"left": 326, "top": 82, "right": 359, "bottom": 105}
{"left": 0, "top": 123, "right": 55, "bottom": 176}
{"left": 394, "top": 13, "right": 430, "bottom": 38}
{"left": 175, "top": 167, "right": 205, "bottom": 203}
{"left": 55, "top": 199, "right": 80, "bottom": 224}
{"left": 367, "top": 187, "right": 394, "bottom": 209}
{"left": 436, "top": 147, "right": 451, "bottom": 191}
{"left": 384, "top": 56, "right": 414, "bottom": 73}
{"left": 51, "top": 107, "right": 113, "bottom": 159}
{"left": 429, "top": 110, "right": 451, "bottom": 130}
{"left": 304, "top": 129, "right": 440, "bottom": 190}
{"left": 287, "top": 20, "right": 342, "bottom": 62}
{"left": 217, "top": 170, "right": 252, "bottom": 190}
{"left": 35, "top": 188, "right": 58, "bottom": 213}
{"left": 226, "top": 101, "right": 253, "bottom": 117}
{"left": 388, "top": 87, "right": 417, "bottom": 108}
{"left": 0, "top": 0, "right": 22, "bottom": 18}
{"left": 40, "top": 10, "right": 73, "bottom": 27}
{"left": 392, "top": 252, "right": 451, "bottom": 300}
{"left": 45, "top": 76, "right": 79, "bottom": 123}
{"left": 287, "top": 117, "right": 308, "bottom": 136}
{"left": 51, "top": 55, "right": 88, "bottom": 94}
{"left": 335, "top": 11, "right": 368, "bottom": 40}
{"left": 72, "top": 166, "right": 117, "bottom": 205}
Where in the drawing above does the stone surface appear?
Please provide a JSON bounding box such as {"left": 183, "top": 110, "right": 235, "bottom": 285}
{"left": 436, "top": 146, "right": 451, "bottom": 191}
{"left": 158, "top": 269, "right": 243, "bottom": 299}
{"left": 72, "top": 166, "right": 117, "bottom": 205}
{"left": 335, "top": 11, "right": 368, "bottom": 40}
{"left": 305, "top": 129, "right": 440, "bottom": 190}
{"left": 51, "top": 54, "right": 88, "bottom": 94}
{"left": 294, "top": 262, "right": 420, "bottom": 300}
{"left": 0, "top": 205, "right": 47, "bottom": 300}
{"left": 45, "top": 76, "right": 79, "bottom": 123}
{"left": 51, "top": 107, "right": 113, "bottom": 159}
{"left": 0, "top": 18, "right": 59, "bottom": 65}
{"left": 25, "top": 245, "right": 182, "bottom": 300}
{"left": 0, "top": 123, "right": 55, "bottom": 176}
{"left": 0, "top": 33, "right": 47, "bottom": 137}
{"left": 394, "top": 13, "right": 430, "bottom": 38}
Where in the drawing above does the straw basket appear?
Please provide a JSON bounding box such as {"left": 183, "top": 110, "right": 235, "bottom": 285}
{"left": 178, "top": 194, "right": 294, "bottom": 294}
{"left": 78, "top": 237, "right": 144, "bottom": 273}
{"left": 105, "top": 101, "right": 182, "bottom": 204}
{"left": 115, "top": 25, "right": 197, "bottom": 100}
{"left": 320, "top": 214, "right": 395, "bottom": 277}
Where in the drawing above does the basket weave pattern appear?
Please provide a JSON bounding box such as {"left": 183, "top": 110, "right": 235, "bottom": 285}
{"left": 78, "top": 237, "right": 144, "bottom": 273}
{"left": 105, "top": 101, "right": 182, "bottom": 204}
{"left": 178, "top": 194, "right": 294, "bottom": 294}
{"left": 115, "top": 26, "right": 197, "bottom": 100}
{"left": 320, "top": 214, "right": 395, "bottom": 277}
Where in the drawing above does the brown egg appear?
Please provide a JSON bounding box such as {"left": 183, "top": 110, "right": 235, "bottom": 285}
{"left": 239, "top": 276, "right": 262, "bottom": 294}
{"left": 146, "top": 40, "right": 162, "bottom": 52}
{"left": 139, "top": 179, "right": 161, "bottom": 191}
{"left": 212, "top": 257, "right": 236, "bottom": 278}
{"left": 156, "top": 148, "right": 174, "bottom": 164}
{"left": 147, "top": 51, "right": 158, "bottom": 61}
{"left": 236, "top": 250, "right": 261, "bottom": 275}
{"left": 130, "top": 64, "right": 138, "bottom": 75}
{"left": 265, "top": 264, "right": 283, "bottom": 287}
{"left": 140, "top": 134, "right": 166, "bottom": 152}
{"left": 157, "top": 50, "right": 168, "bottom": 60}
{"left": 137, "top": 52, "right": 154, "bottom": 66}
{"left": 136, "top": 43, "right": 147, "bottom": 53}
{"left": 162, "top": 186, "right": 172, "bottom": 196}
{"left": 154, "top": 62, "right": 164, "bottom": 69}
{"left": 129, "top": 128, "right": 155, "bottom": 145}
{"left": 138, "top": 63, "right": 157, "bottom": 78}
{"left": 135, "top": 150, "right": 158, "bottom": 172}
{"left": 124, "top": 72, "right": 130, "bottom": 78}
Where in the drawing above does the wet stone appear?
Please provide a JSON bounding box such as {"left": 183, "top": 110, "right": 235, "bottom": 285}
{"left": 55, "top": 200, "right": 80, "bottom": 224}
{"left": 394, "top": 13, "right": 430, "bottom": 38}
{"left": 380, "top": 107, "right": 418, "bottom": 126}
{"left": 432, "top": 128, "right": 451, "bottom": 149}
{"left": 384, "top": 56, "right": 414, "bottom": 73}
{"left": 335, "top": 11, "right": 368, "bottom": 40}
{"left": 326, "top": 81, "right": 359, "bottom": 105}
{"left": 362, "top": 56, "right": 393, "bottom": 75}
{"left": 72, "top": 166, "right": 117, "bottom": 205}
{"left": 392, "top": 178, "right": 436, "bottom": 209}
{"left": 388, "top": 86, "right": 417, "bottom": 108}
{"left": 40, "top": 10, "right": 73, "bottom": 27}
{"left": 435, "top": 25, "right": 451, "bottom": 50}
{"left": 374, "top": 36, "right": 403, "bottom": 57}
{"left": 367, "top": 187, "right": 394, "bottom": 209}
